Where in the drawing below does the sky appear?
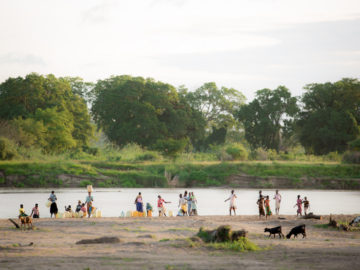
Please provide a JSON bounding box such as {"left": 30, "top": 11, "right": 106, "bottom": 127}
{"left": 0, "top": 0, "right": 359, "bottom": 101}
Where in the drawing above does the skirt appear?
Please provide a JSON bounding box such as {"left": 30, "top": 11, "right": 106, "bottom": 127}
{"left": 265, "top": 206, "right": 272, "bottom": 216}
{"left": 50, "top": 202, "right": 58, "bottom": 214}
{"left": 136, "top": 202, "right": 143, "bottom": 212}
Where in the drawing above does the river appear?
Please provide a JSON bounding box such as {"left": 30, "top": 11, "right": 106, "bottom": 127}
{"left": 1, "top": 188, "right": 359, "bottom": 218}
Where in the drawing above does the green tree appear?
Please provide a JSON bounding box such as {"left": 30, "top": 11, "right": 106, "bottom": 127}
{"left": 91, "top": 75, "right": 205, "bottom": 149}
{"left": 297, "top": 78, "right": 360, "bottom": 154}
{"left": 0, "top": 73, "right": 93, "bottom": 152}
{"left": 237, "top": 86, "right": 298, "bottom": 151}
{"left": 183, "top": 82, "right": 245, "bottom": 148}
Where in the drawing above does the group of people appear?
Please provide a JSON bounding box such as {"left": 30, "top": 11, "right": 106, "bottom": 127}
{"left": 18, "top": 190, "right": 95, "bottom": 219}
{"left": 134, "top": 191, "right": 198, "bottom": 217}
{"left": 225, "top": 189, "right": 311, "bottom": 219}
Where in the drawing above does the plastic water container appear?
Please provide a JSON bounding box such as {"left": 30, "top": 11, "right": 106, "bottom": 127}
{"left": 147, "top": 210, "right": 152, "bottom": 217}
{"left": 126, "top": 211, "right": 131, "bottom": 217}
{"left": 46, "top": 201, "right": 51, "bottom": 208}
{"left": 95, "top": 210, "right": 102, "bottom": 218}
{"left": 168, "top": 210, "right": 173, "bottom": 217}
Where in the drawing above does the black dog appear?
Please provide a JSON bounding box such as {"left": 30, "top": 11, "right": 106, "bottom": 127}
{"left": 264, "top": 226, "right": 284, "bottom": 238}
{"left": 286, "top": 224, "right": 306, "bottom": 239}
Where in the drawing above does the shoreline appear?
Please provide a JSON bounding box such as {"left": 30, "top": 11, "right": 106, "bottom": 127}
{"left": 1, "top": 214, "right": 360, "bottom": 269}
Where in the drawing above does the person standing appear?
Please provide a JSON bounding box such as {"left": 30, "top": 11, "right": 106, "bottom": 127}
{"left": 224, "top": 190, "right": 237, "bottom": 216}
{"left": 157, "top": 195, "right": 170, "bottom": 216}
{"left": 134, "top": 192, "right": 143, "bottom": 213}
{"left": 31, "top": 203, "right": 40, "bottom": 218}
{"left": 264, "top": 196, "right": 272, "bottom": 219}
{"left": 48, "top": 191, "right": 58, "bottom": 218}
{"left": 294, "top": 195, "right": 303, "bottom": 216}
{"left": 178, "top": 194, "right": 187, "bottom": 216}
{"left": 303, "top": 196, "right": 310, "bottom": 215}
{"left": 85, "top": 191, "right": 94, "bottom": 218}
{"left": 273, "top": 190, "right": 282, "bottom": 215}
{"left": 257, "top": 196, "right": 265, "bottom": 219}
{"left": 190, "top": 192, "right": 198, "bottom": 216}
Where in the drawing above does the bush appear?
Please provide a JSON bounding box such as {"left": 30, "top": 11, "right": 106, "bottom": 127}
{"left": 225, "top": 144, "right": 248, "bottom": 161}
{"left": 135, "top": 152, "right": 159, "bottom": 161}
{"left": 249, "top": 148, "right": 268, "bottom": 160}
{"left": 82, "top": 146, "right": 99, "bottom": 156}
{"left": 153, "top": 138, "right": 188, "bottom": 159}
{"left": 0, "top": 137, "right": 17, "bottom": 160}
{"left": 342, "top": 151, "right": 360, "bottom": 164}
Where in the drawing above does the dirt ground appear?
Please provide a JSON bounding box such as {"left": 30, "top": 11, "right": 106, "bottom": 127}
{"left": 1, "top": 214, "right": 360, "bottom": 270}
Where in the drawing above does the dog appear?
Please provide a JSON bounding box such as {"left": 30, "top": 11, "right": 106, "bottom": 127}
{"left": 286, "top": 224, "right": 306, "bottom": 239}
{"left": 19, "top": 216, "right": 33, "bottom": 230}
{"left": 264, "top": 226, "right": 284, "bottom": 238}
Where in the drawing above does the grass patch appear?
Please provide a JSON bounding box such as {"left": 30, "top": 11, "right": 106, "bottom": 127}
{"left": 159, "top": 238, "right": 170, "bottom": 242}
{"left": 207, "top": 237, "right": 260, "bottom": 252}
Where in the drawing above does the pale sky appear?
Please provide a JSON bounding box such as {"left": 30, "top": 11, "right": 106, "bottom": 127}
{"left": 0, "top": 0, "right": 359, "bottom": 100}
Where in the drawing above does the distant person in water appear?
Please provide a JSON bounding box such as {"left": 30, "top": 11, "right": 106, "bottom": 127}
{"left": 85, "top": 192, "right": 94, "bottom": 218}
{"left": 30, "top": 203, "right": 40, "bottom": 218}
{"left": 265, "top": 196, "right": 272, "bottom": 219}
{"left": 224, "top": 190, "right": 237, "bottom": 216}
{"left": 257, "top": 196, "right": 265, "bottom": 219}
{"left": 303, "top": 196, "right": 310, "bottom": 215}
{"left": 273, "top": 190, "right": 282, "bottom": 215}
{"left": 48, "top": 191, "right": 58, "bottom": 218}
{"left": 19, "top": 204, "right": 28, "bottom": 218}
{"left": 157, "top": 195, "right": 170, "bottom": 216}
{"left": 294, "top": 195, "right": 303, "bottom": 216}
{"left": 134, "top": 192, "right": 143, "bottom": 213}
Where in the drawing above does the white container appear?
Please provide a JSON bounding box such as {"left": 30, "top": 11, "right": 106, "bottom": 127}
{"left": 87, "top": 185, "right": 93, "bottom": 193}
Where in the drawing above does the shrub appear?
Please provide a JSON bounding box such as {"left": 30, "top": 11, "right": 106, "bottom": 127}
{"left": 135, "top": 152, "right": 159, "bottom": 161}
{"left": 208, "top": 237, "right": 260, "bottom": 252}
{"left": 82, "top": 146, "right": 99, "bottom": 156}
{"left": 342, "top": 151, "right": 360, "bottom": 164}
{"left": 0, "top": 137, "right": 17, "bottom": 160}
{"left": 189, "top": 170, "right": 208, "bottom": 184}
{"left": 249, "top": 148, "right": 268, "bottom": 160}
{"left": 79, "top": 180, "right": 93, "bottom": 187}
{"left": 225, "top": 144, "right": 248, "bottom": 161}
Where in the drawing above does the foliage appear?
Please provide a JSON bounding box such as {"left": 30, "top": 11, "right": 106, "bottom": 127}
{"left": 0, "top": 73, "right": 94, "bottom": 152}
{"left": 225, "top": 143, "right": 248, "bottom": 160}
{"left": 348, "top": 138, "right": 360, "bottom": 151}
{"left": 91, "top": 75, "right": 205, "bottom": 151}
{"left": 237, "top": 86, "right": 298, "bottom": 152}
{"left": 153, "top": 138, "right": 188, "bottom": 159}
{"left": 342, "top": 151, "right": 360, "bottom": 164}
{"left": 297, "top": 78, "right": 360, "bottom": 154}
{"left": 0, "top": 137, "right": 17, "bottom": 160}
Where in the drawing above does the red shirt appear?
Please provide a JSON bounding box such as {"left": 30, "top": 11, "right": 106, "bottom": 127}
{"left": 157, "top": 198, "right": 165, "bottom": 208}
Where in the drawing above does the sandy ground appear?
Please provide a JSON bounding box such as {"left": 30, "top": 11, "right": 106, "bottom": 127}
{"left": 1, "top": 214, "right": 360, "bottom": 270}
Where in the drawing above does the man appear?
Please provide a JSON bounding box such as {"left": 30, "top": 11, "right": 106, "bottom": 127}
{"left": 273, "top": 190, "right": 282, "bottom": 215}
{"left": 31, "top": 203, "right": 40, "bottom": 218}
{"left": 48, "top": 191, "right": 58, "bottom": 218}
{"left": 225, "top": 190, "right": 237, "bottom": 216}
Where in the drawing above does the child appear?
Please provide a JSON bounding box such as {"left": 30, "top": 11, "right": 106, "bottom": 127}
{"left": 265, "top": 196, "right": 272, "bottom": 219}
{"left": 303, "top": 197, "right": 310, "bottom": 215}
{"left": 294, "top": 195, "right": 303, "bottom": 216}
{"left": 146, "top": 202, "right": 153, "bottom": 217}
{"left": 75, "top": 200, "right": 82, "bottom": 213}
{"left": 257, "top": 196, "right": 265, "bottom": 219}
{"left": 157, "top": 195, "right": 170, "bottom": 217}
{"left": 31, "top": 203, "right": 40, "bottom": 218}
{"left": 178, "top": 194, "right": 187, "bottom": 216}
{"left": 65, "top": 205, "right": 72, "bottom": 212}
{"left": 19, "top": 204, "right": 28, "bottom": 218}
{"left": 80, "top": 203, "right": 87, "bottom": 218}
{"left": 190, "top": 192, "right": 198, "bottom": 216}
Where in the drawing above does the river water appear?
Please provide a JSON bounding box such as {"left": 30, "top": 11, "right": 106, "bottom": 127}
{"left": 1, "top": 188, "right": 359, "bottom": 218}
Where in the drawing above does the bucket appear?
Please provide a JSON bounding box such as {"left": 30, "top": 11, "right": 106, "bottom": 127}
{"left": 87, "top": 185, "right": 93, "bottom": 193}
{"left": 147, "top": 210, "right": 152, "bottom": 217}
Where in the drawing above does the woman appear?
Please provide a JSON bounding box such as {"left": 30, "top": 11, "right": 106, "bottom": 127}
{"left": 85, "top": 192, "right": 94, "bottom": 218}
{"left": 294, "top": 195, "right": 303, "bottom": 216}
{"left": 178, "top": 194, "right": 187, "bottom": 216}
{"left": 264, "top": 196, "right": 272, "bottom": 219}
{"left": 257, "top": 195, "right": 265, "bottom": 219}
{"left": 303, "top": 196, "right": 310, "bottom": 215}
{"left": 48, "top": 191, "right": 58, "bottom": 218}
{"left": 134, "top": 192, "right": 143, "bottom": 213}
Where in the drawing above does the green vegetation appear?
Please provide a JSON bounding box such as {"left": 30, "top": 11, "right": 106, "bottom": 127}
{"left": 207, "top": 238, "right": 260, "bottom": 252}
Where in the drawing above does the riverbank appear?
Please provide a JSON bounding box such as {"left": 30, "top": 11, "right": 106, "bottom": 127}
{"left": 1, "top": 215, "right": 360, "bottom": 269}
{"left": 0, "top": 160, "right": 359, "bottom": 189}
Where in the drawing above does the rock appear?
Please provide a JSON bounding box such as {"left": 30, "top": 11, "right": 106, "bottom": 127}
{"left": 76, "top": 236, "right": 120, "bottom": 245}
{"left": 303, "top": 212, "right": 322, "bottom": 220}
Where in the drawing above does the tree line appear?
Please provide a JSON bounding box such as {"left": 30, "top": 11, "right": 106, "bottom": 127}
{"left": 0, "top": 73, "right": 359, "bottom": 159}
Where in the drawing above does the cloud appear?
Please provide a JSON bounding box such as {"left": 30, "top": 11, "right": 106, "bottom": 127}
{"left": 0, "top": 53, "right": 45, "bottom": 66}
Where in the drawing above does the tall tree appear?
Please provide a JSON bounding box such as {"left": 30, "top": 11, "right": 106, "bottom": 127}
{"left": 91, "top": 75, "right": 205, "bottom": 149}
{"left": 297, "top": 78, "right": 360, "bottom": 154}
{"left": 237, "top": 86, "right": 298, "bottom": 151}
{"left": 184, "top": 82, "right": 245, "bottom": 148}
{"left": 0, "top": 73, "right": 93, "bottom": 152}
